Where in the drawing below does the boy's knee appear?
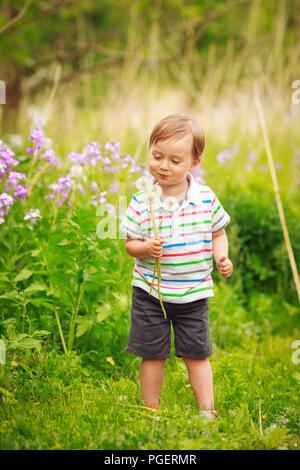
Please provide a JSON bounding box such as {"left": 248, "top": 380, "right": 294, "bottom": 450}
{"left": 182, "top": 356, "right": 209, "bottom": 366}
{"left": 141, "top": 358, "right": 167, "bottom": 367}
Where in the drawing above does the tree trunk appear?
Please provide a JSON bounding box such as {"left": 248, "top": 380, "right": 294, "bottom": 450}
{"left": 1, "top": 62, "right": 24, "bottom": 135}
{"left": 1, "top": 3, "right": 24, "bottom": 136}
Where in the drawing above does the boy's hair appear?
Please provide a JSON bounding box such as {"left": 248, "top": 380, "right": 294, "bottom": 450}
{"left": 149, "top": 114, "right": 205, "bottom": 160}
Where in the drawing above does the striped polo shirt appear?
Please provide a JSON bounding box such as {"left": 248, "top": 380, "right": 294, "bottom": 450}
{"left": 119, "top": 171, "right": 230, "bottom": 304}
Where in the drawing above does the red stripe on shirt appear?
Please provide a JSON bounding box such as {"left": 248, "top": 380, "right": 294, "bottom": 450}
{"left": 133, "top": 268, "right": 212, "bottom": 289}
{"left": 129, "top": 204, "right": 140, "bottom": 216}
{"left": 162, "top": 248, "right": 213, "bottom": 258}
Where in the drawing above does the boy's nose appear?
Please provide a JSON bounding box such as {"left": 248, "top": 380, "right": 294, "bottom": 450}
{"left": 160, "top": 160, "right": 169, "bottom": 170}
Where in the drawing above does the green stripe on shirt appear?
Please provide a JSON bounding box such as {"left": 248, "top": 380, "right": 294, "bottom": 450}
{"left": 142, "top": 220, "right": 211, "bottom": 232}
{"left": 143, "top": 256, "right": 213, "bottom": 267}
{"left": 133, "top": 277, "right": 213, "bottom": 297}
{"left": 213, "top": 205, "right": 221, "bottom": 216}
{"left": 126, "top": 215, "right": 141, "bottom": 226}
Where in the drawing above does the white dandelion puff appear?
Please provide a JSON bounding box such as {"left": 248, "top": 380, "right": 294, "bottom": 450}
{"left": 151, "top": 184, "right": 162, "bottom": 198}
{"left": 135, "top": 176, "right": 150, "bottom": 192}
{"left": 163, "top": 196, "right": 178, "bottom": 212}
{"left": 143, "top": 190, "right": 159, "bottom": 206}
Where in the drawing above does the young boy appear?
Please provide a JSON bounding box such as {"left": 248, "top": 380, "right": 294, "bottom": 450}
{"left": 119, "top": 114, "right": 233, "bottom": 419}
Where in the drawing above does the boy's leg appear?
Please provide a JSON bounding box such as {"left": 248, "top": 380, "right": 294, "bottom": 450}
{"left": 139, "top": 358, "right": 166, "bottom": 409}
{"left": 182, "top": 357, "right": 214, "bottom": 410}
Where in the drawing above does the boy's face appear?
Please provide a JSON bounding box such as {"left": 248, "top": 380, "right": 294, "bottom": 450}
{"left": 149, "top": 133, "right": 201, "bottom": 187}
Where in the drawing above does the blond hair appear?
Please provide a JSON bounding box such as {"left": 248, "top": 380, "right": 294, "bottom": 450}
{"left": 149, "top": 114, "right": 205, "bottom": 160}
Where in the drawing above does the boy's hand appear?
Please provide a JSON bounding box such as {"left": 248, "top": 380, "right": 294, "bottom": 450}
{"left": 146, "top": 238, "right": 164, "bottom": 258}
{"left": 216, "top": 255, "right": 233, "bottom": 278}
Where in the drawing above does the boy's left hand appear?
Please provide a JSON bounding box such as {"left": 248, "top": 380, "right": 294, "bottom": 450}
{"left": 216, "top": 255, "right": 233, "bottom": 278}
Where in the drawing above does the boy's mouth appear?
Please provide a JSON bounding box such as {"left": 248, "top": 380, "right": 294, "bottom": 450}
{"left": 158, "top": 173, "right": 169, "bottom": 179}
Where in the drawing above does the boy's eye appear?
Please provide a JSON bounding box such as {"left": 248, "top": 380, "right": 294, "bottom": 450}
{"left": 172, "top": 160, "right": 179, "bottom": 164}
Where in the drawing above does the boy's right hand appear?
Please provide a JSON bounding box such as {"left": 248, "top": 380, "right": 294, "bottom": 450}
{"left": 146, "top": 238, "right": 164, "bottom": 258}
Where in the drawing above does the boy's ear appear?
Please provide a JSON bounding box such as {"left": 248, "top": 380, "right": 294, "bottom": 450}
{"left": 191, "top": 156, "right": 201, "bottom": 170}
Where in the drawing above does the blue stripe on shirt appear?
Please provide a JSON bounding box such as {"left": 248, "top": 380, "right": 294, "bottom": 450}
{"left": 163, "top": 239, "right": 211, "bottom": 248}
{"left": 143, "top": 273, "right": 208, "bottom": 282}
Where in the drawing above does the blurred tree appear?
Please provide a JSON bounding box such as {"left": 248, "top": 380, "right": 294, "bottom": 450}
{"left": 0, "top": 0, "right": 299, "bottom": 134}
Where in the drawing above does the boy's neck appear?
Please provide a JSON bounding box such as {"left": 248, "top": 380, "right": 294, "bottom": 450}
{"left": 159, "top": 175, "right": 190, "bottom": 201}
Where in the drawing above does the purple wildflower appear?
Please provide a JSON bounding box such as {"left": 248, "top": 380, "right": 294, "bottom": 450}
{"left": 102, "top": 157, "right": 111, "bottom": 165}
{"left": 217, "top": 150, "right": 232, "bottom": 164}
{"left": 123, "top": 154, "right": 133, "bottom": 162}
{"left": 67, "top": 151, "right": 85, "bottom": 164}
{"left": 91, "top": 181, "right": 99, "bottom": 191}
{"left": 13, "top": 184, "right": 27, "bottom": 201}
{"left": 105, "top": 203, "right": 115, "bottom": 214}
{"left": 0, "top": 161, "right": 6, "bottom": 178}
{"left": 83, "top": 142, "right": 102, "bottom": 166}
{"left": 67, "top": 142, "right": 102, "bottom": 167}
{"left": 108, "top": 182, "right": 120, "bottom": 193}
{"left": 92, "top": 190, "right": 108, "bottom": 206}
{"left": 4, "top": 171, "right": 26, "bottom": 191}
{"left": 24, "top": 208, "right": 42, "bottom": 224}
{"left": 99, "top": 191, "right": 107, "bottom": 203}
{"left": 42, "top": 149, "right": 59, "bottom": 166}
{"left": 44, "top": 176, "right": 74, "bottom": 206}
{"left": 0, "top": 192, "right": 14, "bottom": 219}
{"left": 0, "top": 145, "right": 19, "bottom": 170}
{"left": 104, "top": 141, "right": 121, "bottom": 162}
{"left": 28, "top": 128, "right": 45, "bottom": 153}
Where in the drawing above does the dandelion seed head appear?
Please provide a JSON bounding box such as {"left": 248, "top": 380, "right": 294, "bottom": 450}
{"left": 151, "top": 184, "right": 162, "bottom": 198}
{"left": 136, "top": 176, "right": 150, "bottom": 192}
{"left": 143, "top": 190, "right": 159, "bottom": 206}
{"left": 163, "top": 196, "right": 178, "bottom": 212}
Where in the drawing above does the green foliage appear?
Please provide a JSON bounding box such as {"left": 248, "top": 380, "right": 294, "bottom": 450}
{"left": 0, "top": 336, "right": 298, "bottom": 450}
{"left": 222, "top": 182, "right": 300, "bottom": 304}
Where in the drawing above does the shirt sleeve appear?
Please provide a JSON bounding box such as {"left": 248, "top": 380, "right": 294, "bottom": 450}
{"left": 119, "top": 194, "right": 144, "bottom": 240}
{"left": 211, "top": 190, "right": 230, "bottom": 232}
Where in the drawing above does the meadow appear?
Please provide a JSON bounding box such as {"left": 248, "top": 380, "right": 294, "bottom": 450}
{"left": 0, "top": 0, "right": 299, "bottom": 451}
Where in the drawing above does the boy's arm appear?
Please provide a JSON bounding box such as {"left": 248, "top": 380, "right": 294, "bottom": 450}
{"left": 125, "top": 236, "right": 164, "bottom": 259}
{"left": 212, "top": 229, "right": 228, "bottom": 263}
{"left": 125, "top": 237, "right": 149, "bottom": 258}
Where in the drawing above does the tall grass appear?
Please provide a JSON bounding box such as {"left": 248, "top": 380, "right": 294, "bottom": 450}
{"left": 0, "top": 0, "right": 299, "bottom": 450}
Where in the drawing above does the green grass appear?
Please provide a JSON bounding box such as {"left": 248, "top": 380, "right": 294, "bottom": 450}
{"left": 0, "top": 332, "right": 299, "bottom": 450}
{"left": 1, "top": 47, "right": 300, "bottom": 450}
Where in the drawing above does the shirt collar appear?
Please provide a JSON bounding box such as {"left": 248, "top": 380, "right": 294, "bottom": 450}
{"left": 149, "top": 171, "right": 200, "bottom": 209}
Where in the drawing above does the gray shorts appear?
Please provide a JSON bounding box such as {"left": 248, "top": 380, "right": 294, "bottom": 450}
{"left": 126, "top": 287, "right": 213, "bottom": 359}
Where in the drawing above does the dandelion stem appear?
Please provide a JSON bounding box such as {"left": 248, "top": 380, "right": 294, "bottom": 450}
{"left": 149, "top": 262, "right": 156, "bottom": 295}
{"left": 150, "top": 204, "right": 166, "bottom": 319}
{"left": 158, "top": 213, "right": 167, "bottom": 230}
